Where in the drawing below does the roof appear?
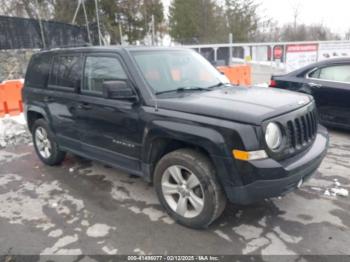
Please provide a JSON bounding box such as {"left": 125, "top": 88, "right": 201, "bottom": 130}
{"left": 36, "top": 45, "right": 190, "bottom": 55}
{"left": 288, "top": 57, "right": 350, "bottom": 76}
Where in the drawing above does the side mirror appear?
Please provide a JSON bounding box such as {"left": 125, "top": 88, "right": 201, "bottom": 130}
{"left": 102, "top": 80, "right": 137, "bottom": 101}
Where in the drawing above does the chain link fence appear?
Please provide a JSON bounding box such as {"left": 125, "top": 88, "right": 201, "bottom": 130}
{"left": 0, "top": 16, "right": 91, "bottom": 50}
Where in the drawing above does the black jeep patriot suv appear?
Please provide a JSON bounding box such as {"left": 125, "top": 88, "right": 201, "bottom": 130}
{"left": 22, "top": 47, "right": 329, "bottom": 228}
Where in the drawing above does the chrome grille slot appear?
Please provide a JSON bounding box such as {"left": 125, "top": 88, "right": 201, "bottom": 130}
{"left": 286, "top": 108, "right": 318, "bottom": 150}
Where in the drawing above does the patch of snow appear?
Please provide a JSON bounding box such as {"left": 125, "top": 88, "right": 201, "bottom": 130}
{"left": 0, "top": 176, "right": 85, "bottom": 234}
{"left": 54, "top": 249, "right": 82, "bottom": 255}
{"left": 48, "top": 229, "right": 63, "bottom": 238}
{"left": 102, "top": 245, "right": 118, "bottom": 255}
{"left": 333, "top": 179, "right": 341, "bottom": 187}
{"left": 128, "top": 206, "right": 141, "bottom": 214}
{"left": 242, "top": 237, "right": 270, "bottom": 254}
{"left": 321, "top": 179, "right": 348, "bottom": 198}
{"left": 214, "top": 229, "right": 232, "bottom": 242}
{"left": 86, "top": 223, "right": 115, "bottom": 238}
{"left": 261, "top": 232, "right": 296, "bottom": 255}
{"left": 274, "top": 226, "right": 302, "bottom": 244}
{"left": 81, "top": 220, "right": 90, "bottom": 227}
{"left": 134, "top": 248, "right": 146, "bottom": 255}
{"left": 41, "top": 235, "right": 79, "bottom": 254}
{"left": 161, "top": 216, "right": 174, "bottom": 224}
{"left": 330, "top": 188, "right": 348, "bottom": 197}
{"left": 0, "top": 114, "right": 31, "bottom": 148}
{"left": 233, "top": 224, "right": 263, "bottom": 240}
{"left": 142, "top": 207, "right": 165, "bottom": 222}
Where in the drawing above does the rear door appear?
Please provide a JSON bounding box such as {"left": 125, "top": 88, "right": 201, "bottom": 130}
{"left": 306, "top": 64, "right": 350, "bottom": 127}
{"left": 46, "top": 53, "right": 83, "bottom": 149}
{"left": 75, "top": 53, "right": 144, "bottom": 174}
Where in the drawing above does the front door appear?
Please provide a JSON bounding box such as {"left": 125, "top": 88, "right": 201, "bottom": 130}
{"left": 307, "top": 64, "right": 350, "bottom": 128}
{"left": 76, "top": 53, "right": 144, "bottom": 174}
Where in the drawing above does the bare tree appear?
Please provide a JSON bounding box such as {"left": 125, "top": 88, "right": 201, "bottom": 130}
{"left": 0, "top": 0, "right": 54, "bottom": 19}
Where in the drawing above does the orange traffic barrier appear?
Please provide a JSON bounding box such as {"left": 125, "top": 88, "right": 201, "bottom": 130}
{"left": 0, "top": 83, "right": 5, "bottom": 117}
{"left": 0, "top": 79, "right": 24, "bottom": 117}
{"left": 217, "top": 65, "right": 251, "bottom": 86}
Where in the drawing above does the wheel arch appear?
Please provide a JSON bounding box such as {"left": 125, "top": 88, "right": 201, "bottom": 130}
{"left": 26, "top": 107, "right": 48, "bottom": 132}
{"left": 141, "top": 121, "right": 229, "bottom": 183}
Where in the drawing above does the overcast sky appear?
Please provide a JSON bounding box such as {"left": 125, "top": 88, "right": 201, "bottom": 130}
{"left": 163, "top": 0, "right": 350, "bottom": 36}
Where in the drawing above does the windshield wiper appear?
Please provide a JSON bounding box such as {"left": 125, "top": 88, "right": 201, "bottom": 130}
{"left": 155, "top": 86, "right": 208, "bottom": 95}
{"left": 207, "top": 82, "right": 229, "bottom": 89}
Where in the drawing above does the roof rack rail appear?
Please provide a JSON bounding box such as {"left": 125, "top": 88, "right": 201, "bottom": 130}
{"left": 41, "top": 43, "right": 93, "bottom": 51}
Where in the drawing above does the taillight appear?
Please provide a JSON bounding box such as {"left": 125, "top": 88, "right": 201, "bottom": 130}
{"left": 269, "top": 79, "right": 277, "bottom": 87}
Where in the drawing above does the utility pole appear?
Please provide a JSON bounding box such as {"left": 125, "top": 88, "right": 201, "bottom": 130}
{"left": 35, "top": 0, "right": 46, "bottom": 48}
{"left": 228, "top": 33, "right": 233, "bottom": 66}
{"left": 72, "top": 0, "right": 92, "bottom": 44}
{"left": 72, "top": 0, "right": 81, "bottom": 24}
{"left": 82, "top": 0, "right": 92, "bottom": 44}
{"left": 119, "top": 22, "right": 124, "bottom": 45}
{"left": 94, "top": 0, "right": 102, "bottom": 46}
{"left": 151, "top": 15, "right": 155, "bottom": 46}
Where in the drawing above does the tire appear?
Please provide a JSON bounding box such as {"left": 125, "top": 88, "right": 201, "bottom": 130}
{"left": 32, "top": 119, "right": 66, "bottom": 166}
{"left": 154, "top": 148, "right": 226, "bottom": 229}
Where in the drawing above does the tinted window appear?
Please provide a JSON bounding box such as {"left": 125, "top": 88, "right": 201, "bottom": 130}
{"left": 309, "top": 69, "right": 320, "bottom": 79}
{"left": 83, "top": 56, "right": 127, "bottom": 93}
{"left": 310, "top": 65, "right": 350, "bottom": 83}
{"left": 49, "top": 55, "right": 82, "bottom": 89}
{"left": 25, "top": 54, "right": 51, "bottom": 88}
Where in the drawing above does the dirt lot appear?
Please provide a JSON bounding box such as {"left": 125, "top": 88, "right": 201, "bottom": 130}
{"left": 0, "top": 128, "right": 349, "bottom": 258}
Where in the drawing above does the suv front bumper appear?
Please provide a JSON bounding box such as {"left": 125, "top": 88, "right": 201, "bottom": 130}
{"left": 226, "top": 125, "right": 329, "bottom": 205}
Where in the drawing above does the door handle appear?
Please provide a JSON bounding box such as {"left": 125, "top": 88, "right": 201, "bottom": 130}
{"left": 43, "top": 96, "right": 54, "bottom": 102}
{"left": 308, "top": 82, "right": 322, "bottom": 88}
{"left": 78, "top": 103, "right": 92, "bottom": 110}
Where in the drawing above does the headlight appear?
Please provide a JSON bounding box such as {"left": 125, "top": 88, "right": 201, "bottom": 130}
{"left": 265, "top": 122, "right": 282, "bottom": 150}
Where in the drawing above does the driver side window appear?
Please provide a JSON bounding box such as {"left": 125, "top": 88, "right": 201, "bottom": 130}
{"left": 83, "top": 56, "right": 127, "bottom": 93}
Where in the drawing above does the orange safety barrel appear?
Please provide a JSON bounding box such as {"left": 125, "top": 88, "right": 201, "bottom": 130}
{"left": 0, "top": 79, "right": 24, "bottom": 117}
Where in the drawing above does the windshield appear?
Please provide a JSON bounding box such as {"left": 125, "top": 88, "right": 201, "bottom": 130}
{"left": 132, "top": 50, "right": 229, "bottom": 94}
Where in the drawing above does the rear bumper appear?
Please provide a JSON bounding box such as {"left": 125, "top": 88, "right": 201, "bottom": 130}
{"left": 225, "top": 125, "right": 329, "bottom": 204}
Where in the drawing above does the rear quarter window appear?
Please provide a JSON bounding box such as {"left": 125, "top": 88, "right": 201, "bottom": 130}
{"left": 25, "top": 54, "right": 52, "bottom": 88}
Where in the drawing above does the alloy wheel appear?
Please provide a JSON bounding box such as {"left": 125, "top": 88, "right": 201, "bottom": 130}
{"left": 35, "top": 127, "right": 52, "bottom": 159}
{"left": 161, "top": 165, "right": 204, "bottom": 218}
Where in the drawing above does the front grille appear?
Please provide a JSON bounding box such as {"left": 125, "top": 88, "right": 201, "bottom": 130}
{"left": 286, "top": 109, "right": 318, "bottom": 150}
{"left": 265, "top": 102, "right": 318, "bottom": 160}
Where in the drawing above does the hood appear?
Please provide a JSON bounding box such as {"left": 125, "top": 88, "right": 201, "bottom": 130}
{"left": 156, "top": 86, "right": 313, "bottom": 125}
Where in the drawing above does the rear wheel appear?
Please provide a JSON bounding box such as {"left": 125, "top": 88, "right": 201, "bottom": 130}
{"left": 154, "top": 149, "right": 226, "bottom": 229}
{"left": 32, "top": 119, "right": 66, "bottom": 165}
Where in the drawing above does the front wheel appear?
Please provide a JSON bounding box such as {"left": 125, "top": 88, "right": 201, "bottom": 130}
{"left": 154, "top": 149, "right": 226, "bottom": 229}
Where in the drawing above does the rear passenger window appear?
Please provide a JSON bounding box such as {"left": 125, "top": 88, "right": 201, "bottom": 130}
{"left": 49, "top": 55, "right": 82, "bottom": 89}
{"left": 319, "top": 65, "right": 350, "bottom": 83}
{"left": 83, "top": 56, "right": 127, "bottom": 93}
{"left": 25, "top": 54, "right": 51, "bottom": 88}
{"left": 309, "top": 65, "right": 350, "bottom": 83}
